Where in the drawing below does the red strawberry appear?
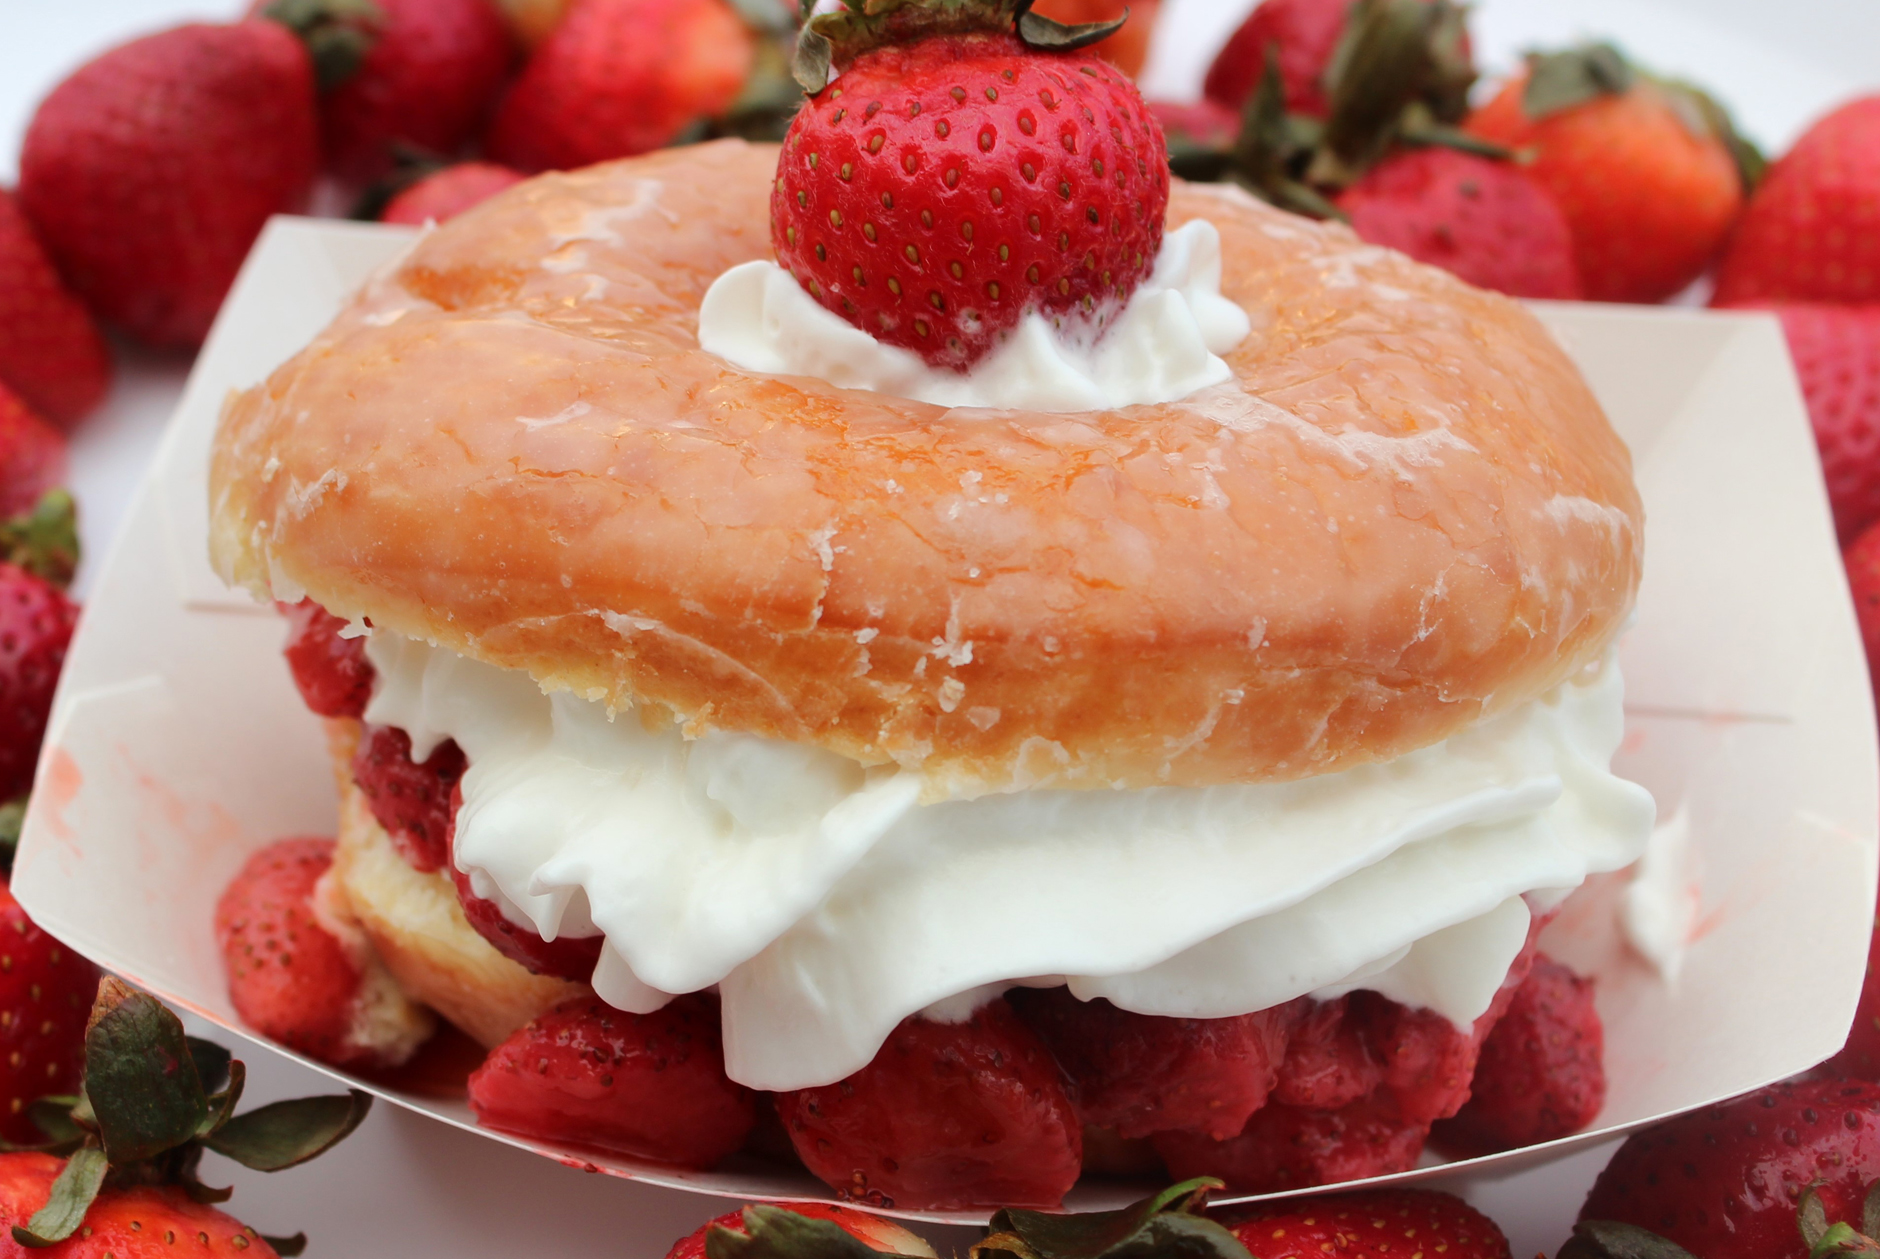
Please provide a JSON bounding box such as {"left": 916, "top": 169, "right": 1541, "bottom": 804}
{"left": 773, "top": 1000, "right": 1082, "bottom": 1210}
{"left": 1718, "top": 303, "right": 1880, "bottom": 545}
{"left": 1271, "top": 995, "right": 1382, "bottom": 1110}
{"left": 260, "top": 0, "right": 516, "bottom": 185}
{"left": 1334, "top": 147, "right": 1583, "bottom": 299}
{"left": 1577, "top": 1078, "right": 1880, "bottom": 1259}
{"left": 1435, "top": 955, "right": 1605, "bottom": 1152}
{"left": 665, "top": 1203, "right": 936, "bottom": 1259}
{"left": 215, "top": 836, "right": 427, "bottom": 1069}
{"left": 1149, "top": 99, "right": 1240, "bottom": 150}
{"left": 1229, "top": 1189, "right": 1511, "bottom": 1259}
{"left": 1464, "top": 47, "right": 1748, "bottom": 304}
{"left": 772, "top": 10, "right": 1169, "bottom": 372}
{"left": 380, "top": 160, "right": 525, "bottom": 224}
{"left": 351, "top": 725, "right": 465, "bottom": 873}
{"left": 468, "top": 993, "right": 756, "bottom": 1168}
{"left": 447, "top": 827, "right": 604, "bottom": 980}
{"left": 0, "top": 563, "right": 77, "bottom": 803}
{"left": 0, "top": 882, "right": 98, "bottom": 1146}
{"left": 1713, "top": 97, "right": 1880, "bottom": 306}
{"left": 0, "top": 192, "right": 109, "bottom": 429}
{"left": 1849, "top": 522, "right": 1880, "bottom": 713}
{"left": 18, "top": 22, "right": 319, "bottom": 349}
{"left": 484, "top": 0, "right": 755, "bottom": 173}
{"left": 278, "top": 598, "right": 374, "bottom": 718}
{"left": 0, "top": 1154, "right": 288, "bottom": 1258}
{"left": 1154, "top": 1089, "right": 1429, "bottom": 1193}
{"left": 1010, "top": 986, "right": 1294, "bottom": 1140}
{"left": 0, "top": 388, "right": 66, "bottom": 523}
{"left": 1204, "top": 0, "right": 1349, "bottom": 117}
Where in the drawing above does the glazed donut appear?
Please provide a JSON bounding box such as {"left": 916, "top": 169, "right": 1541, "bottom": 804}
{"left": 210, "top": 139, "right": 1640, "bottom": 795}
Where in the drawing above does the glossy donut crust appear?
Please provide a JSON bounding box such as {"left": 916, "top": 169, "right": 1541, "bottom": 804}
{"left": 211, "top": 140, "right": 1641, "bottom": 793}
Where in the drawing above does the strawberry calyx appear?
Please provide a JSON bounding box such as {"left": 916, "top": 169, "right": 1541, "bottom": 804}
{"left": 6, "top": 977, "right": 370, "bottom": 1254}
{"left": 259, "top": 0, "right": 387, "bottom": 90}
{"left": 1559, "top": 1181, "right": 1880, "bottom": 1259}
{"left": 0, "top": 489, "right": 79, "bottom": 590}
{"left": 793, "top": 0, "right": 1128, "bottom": 93}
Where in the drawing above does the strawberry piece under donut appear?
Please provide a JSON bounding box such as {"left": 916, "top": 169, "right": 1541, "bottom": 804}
{"left": 351, "top": 724, "right": 465, "bottom": 873}
{"left": 774, "top": 1000, "right": 1082, "bottom": 1210}
{"left": 1009, "top": 986, "right": 1294, "bottom": 1140}
{"left": 445, "top": 787, "right": 603, "bottom": 983}
{"left": 1153, "top": 1090, "right": 1430, "bottom": 1193}
{"left": 278, "top": 599, "right": 374, "bottom": 718}
{"left": 1272, "top": 995, "right": 1382, "bottom": 1111}
{"left": 469, "top": 993, "right": 755, "bottom": 1169}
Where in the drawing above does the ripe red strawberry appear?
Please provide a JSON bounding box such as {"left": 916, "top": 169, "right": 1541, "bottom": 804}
{"left": 1577, "top": 1078, "right": 1880, "bottom": 1259}
{"left": 0, "top": 1158, "right": 288, "bottom": 1258}
{"left": 773, "top": 7, "right": 1169, "bottom": 372}
{"left": 665, "top": 1203, "right": 936, "bottom": 1259}
{"left": 1824, "top": 905, "right": 1880, "bottom": 1080}
{"left": 215, "top": 836, "right": 424, "bottom": 1069}
{"left": 380, "top": 160, "right": 525, "bottom": 224}
{"left": 1720, "top": 303, "right": 1880, "bottom": 544}
{"left": 468, "top": 993, "right": 756, "bottom": 1168}
{"left": 447, "top": 828, "right": 604, "bottom": 980}
{"left": 278, "top": 598, "right": 374, "bottom": 718}
{"left": 484, "top": 0, "right": 755, "bottom": 173}
{"left": 1204, "top": 0, "right": 1349, "bottom": 117}
{"left": 1849, "top": 522, "right": 1880, "bottom": 713}
{"left": 1465, "top": 47, "right": 1747, "bottom": 304}
{"left": 0, "top": 882, "right": 98, "bottom": 1147}
{"left": 1154, "top": 1090, "right": 1429, "bottom": 1193}
{"left": 1435, "top": 955, "right": 1605, "bottom": 1152}
{"left": 1271, "top": 995, "right": 1381, "bottom": 1110}
{"left": 17, "top": 22, "right": 319, "bottom": 349}
{"left": 1714, "top": 97, "right": 1880, "bottom": 306}
{"left": 774, "top": 1000, "right": 1082, "bottom": 1210}
{"left": 0, "top": 388, "right": 66, "bottom": 523}
{"left": 260, "top": 0, "right": 516, "bottom": 185}
{"left": 1010, "top": 986, "right": 1293, "bottom": 1140}
{"left": 0, "top": 563, "right": 77, "bottom": 802}
{"left": 0, "top": 192, "right": 108, "bottom": 430}
{"left": 1334, "top": 147, "right": 1583, "bottom": 299}
{"left": 1227, "top": 1189, "right": 1512, "bottom": 1259}
{"left": 352, "top": 725, "right": 464, "bottom": 873}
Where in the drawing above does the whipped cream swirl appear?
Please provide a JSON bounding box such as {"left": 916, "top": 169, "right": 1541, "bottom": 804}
{"left": 362, "top": 633, "right": 1653, "bottom": 1092}
{"left": 697, "top": 219, "right": 1253, "bottom": 413}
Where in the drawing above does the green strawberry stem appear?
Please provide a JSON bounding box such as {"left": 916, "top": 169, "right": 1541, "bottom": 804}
{"left": 259, "top": 0, "right": 386, "bottom": 90}
{"left": 793, "top": 0, "right": 1128, "bottom": 94}
{"left": 9, "top": 977, "right": 370, "bottom": 1249}
{"left": 0, "top": 489, "right": 79, "bottom": 590}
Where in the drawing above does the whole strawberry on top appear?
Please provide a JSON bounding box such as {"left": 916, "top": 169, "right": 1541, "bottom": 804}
{"left": 17, "top": 21, "right": 319, "bottom": 349}
{"left": 773, "top": 0, "right": 1168, "bottom": 370}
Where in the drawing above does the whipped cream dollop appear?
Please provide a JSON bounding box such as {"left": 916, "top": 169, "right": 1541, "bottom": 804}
{"left": 362, "top": 633, "right": 1654, "bottom": 1092}
{"left": 697, "top": 219, "right": 1253, "bottom": 413}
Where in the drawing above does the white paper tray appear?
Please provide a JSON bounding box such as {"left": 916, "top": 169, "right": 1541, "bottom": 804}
{"left": 14, "top": 217, "right": 1877, "bottom": 1224}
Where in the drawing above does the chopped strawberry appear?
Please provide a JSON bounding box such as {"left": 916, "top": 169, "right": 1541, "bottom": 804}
{"left": 1153, "top": 1090, "right": 1429, "bottom": 1193}
{"left": 665, "top": 1203, "right": 936, "bottom": 1259}
{"left": 770, "top": 10, "right": 1169, "bottom": 371}
{"left": 1271, "top": 995, "right": 1383, "bottom": 1111}
{"left": 1335, "top": 147, "right": 1583, "bottom": 299}
{"left": 447, "top": 845, "right": 604, "bottom": 982}
{"left": 380, "top": 161, "right": 526, "bottom": 225}
{"left": 774, "top": 1000, "right": 1082, "bottom": 1210}
{"left": 1203, "top": 0, "right": 1349, "bottom": 117}
{"left": 0, "top": 386, "right": 67, "bottom": 523}
{"left": 351, "top": 724, "right": 465, "bottom": 873}
{"left": 1226, "top": 1188, "right": 1513, "bottom": 1259}
{"left": 1360, "top": 992, "right": 1487, "bottom": 1125}
{"left": 215, "top": 837, "right": 419, "bottom": 1069}
{"left": 0, "top": 561, "right": 77, "bottom": 802}
{"left": 278, "top": 598, "right": 375, "bottom": 719}
{"left": 0, "top": 880, "right": 98, "bottom": 1146}
{"left": 0, "top": 189, "right": 110, "bottom": 429}
{"left": 1010, "top": 986, "right": 1293, "bottom": 1140}
{"left": 468, "top": 993, "right": 756, "bottom": 1168}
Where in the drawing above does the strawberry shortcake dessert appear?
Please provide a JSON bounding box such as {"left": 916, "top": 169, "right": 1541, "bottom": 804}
{"left": 207, "top": 0, "right": 1651, "bottom": 1211}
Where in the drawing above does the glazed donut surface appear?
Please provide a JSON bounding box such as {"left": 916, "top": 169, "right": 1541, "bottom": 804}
{"left": 211, "top": 140, "right": 1641, "bottom": 793}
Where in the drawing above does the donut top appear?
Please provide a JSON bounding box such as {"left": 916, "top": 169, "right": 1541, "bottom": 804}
{"left": 209, "top": 139, "right": 1642, "bottom": 796}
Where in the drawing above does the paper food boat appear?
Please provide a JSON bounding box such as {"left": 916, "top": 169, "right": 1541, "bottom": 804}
{"left": 14, "top": 217, "right": 1877, "bottom": 1223}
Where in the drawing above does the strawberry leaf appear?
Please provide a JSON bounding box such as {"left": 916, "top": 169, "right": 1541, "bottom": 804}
{"left": 1865, "top": 1180, "right": 1880, "bottom": 1240}
{"left": 263, "top": 1232, "right": 309, "bottom": 1257}
{"left": 82, "top": 979, "right": 207, "bottom": 1164}
{"left": 187, "top": 1038, "right": 233, "bottom": 1097}
{"left": 1557, "top": 1220, "right": 1701, "bottom": 1259}
{"left": 23, "top": 1096, "right": 85, "bottom": 1150}
{"left": 972, "top": 1178, "right": 1249, "bottom": 1259}
{"left": 260, "top": 0, "right": 386, "bottom": 90}
{"left": 1014, "top": 5, "right": 1128, "bottom": 52}
{"left": 203, "top": 1090, "right": 372, "bottom": 1172}
{"left": 0, "top": 490, "right": 80, "bottom": 589}
{"left": 11, "top": 1142, "right": 106, "bottom": 1248}
{"left": 704, "top": 1205, "right": 926, "bottom": 1259}
{"left": 198, "top": 1059, "right": 247, "bottom": 1139}
{"left": 1319, "top": 0, "right": 1475, "bottom": 181}
{"left": 0, "top": 799, "right": 22, "bottom": 878}
{"left": 1521, "top": 43, "right": 1633, "bottom": 120}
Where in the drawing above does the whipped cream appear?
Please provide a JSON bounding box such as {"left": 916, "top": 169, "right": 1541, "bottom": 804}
{"left": 1622, "top": 805, "right": 1699, "bottom": 983}
{"left": 362, "top": 633, "right": 1653, "bottom": 1092}
{"left": 697, "top": 219, "right": 1252, "bottom": 413}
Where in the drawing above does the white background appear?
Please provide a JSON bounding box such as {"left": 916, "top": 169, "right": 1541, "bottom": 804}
{"left": 0, "top": 1, "right": 1874, "bottom": 1255}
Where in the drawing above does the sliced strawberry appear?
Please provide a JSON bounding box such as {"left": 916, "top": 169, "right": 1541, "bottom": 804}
{"left": 351, "top": 724, "right": 465, "bottom": 873}
{"left": 1153, "top": 1089, "right": 1429, "bottom": 1193}
{"left": 468, "top": 993, "right": 756, "bottom": 1168}
{"left": 278, "top": 598, "right": 375, "bottom": 719}
{"left": 774, "top": 999, "right": 1082, "bottom": 1210}
{"left": 0, "top": 880, "right": 98, "bottom": 1145}
{"left": 1271, "top": 995, "right": 1382, "bottom": 1111}
{"left": 447, "top": 853, "right": 603, "bottom": 982}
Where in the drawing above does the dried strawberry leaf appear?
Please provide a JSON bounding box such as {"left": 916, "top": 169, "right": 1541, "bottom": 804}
{"left": 83, "top": 979, "right": 207, "bottom": 1164}
{"left": 11, "top": 1142, "right": 106, "bottom": 1248}
{"left": 704, "top": 1205, "right": 926, "bottom": 1259}
{"left": 187, "top": 1038, "right": 232, "bottom": 1097}
{"left": 203, "top": 1090, "right": 372, "bottom": 1172}
{"left": 1557, "top": 1220, "right": 1701, "bottom": 1259}
{"left": 1865, "top": 1180, "right": 1880, "bottom": 1241}
{"left": 1015, "top": 5, "right": 1128, "bottom": 52}
{"left": 24, "top": 1096, "right": 85, "bottom": 1149}
{"left": 263, "top": 1232, "right": 309, "bottom": 1257}
{"left": 1319, "top": 0, "right": 1475, "bottom": 181}
{"left": 1522, "top": 43, "right": 1632, "bottom": 119}
{"left": 973, "top": 1179, "right": 1248, "bottom": 1259}
{"left": 197, "top": 1060, "right": 247, "bottom": 1139}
